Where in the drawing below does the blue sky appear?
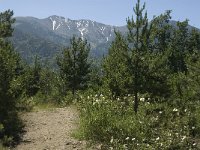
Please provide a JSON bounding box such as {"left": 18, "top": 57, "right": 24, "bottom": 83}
{"left": 0, "top": 0, "right": 199, "bottom": 28}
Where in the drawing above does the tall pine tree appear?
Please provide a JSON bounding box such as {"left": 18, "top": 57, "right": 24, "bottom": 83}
{"left": 168, "top": 20, "right": 189, "bottom": 74}
{"left": 0, "top": 10, "right": 23, "bottom": 143}
{"left": 103, "top": 31, "right": 130, "bottom": 97}
{"left": 57, "top": 36, "right": 91, "bottom": 96}
{"left": 127, "top": 0, "right": 151, "bottom": 113}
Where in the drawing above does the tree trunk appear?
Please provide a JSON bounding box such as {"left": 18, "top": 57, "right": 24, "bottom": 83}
{"left": 134, "top": 90, "right": 138, "bottom": 114}
{"left": 72, "top": 87, "right": 75, "bottom": 98}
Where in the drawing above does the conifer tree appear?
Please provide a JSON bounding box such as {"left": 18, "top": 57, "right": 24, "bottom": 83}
{"left": 103, "top": 31, "right": 130, "bottom": 97}
{"left": 168, "top": 20, "right": 189, "bottom": 74}
{"left": 0, "top": 10, "right": 23, "bottom": 142}
{"left": 0, "top": 9, "right": 16, "bottom": 115}
{"left": 187, "top": 29, "right": 200, "bottom": 63}
{"left": 57, "top": 36, "right": 91, "bottom": 96}
{"left": 24, "top": 56, "right": 42, "bottom": 97}
{"left": 150, "top": 10, "right": 172, "bottom": 53}
{"left": 127, "top": 0, "right": 150, "bottom": 113}
{"left": 144, "top": 11, "right": 173, "bottom": 98}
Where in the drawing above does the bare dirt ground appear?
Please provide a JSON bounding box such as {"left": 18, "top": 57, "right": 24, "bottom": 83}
{"left": 13, "top": 106, "right": 95, "bottom": 150}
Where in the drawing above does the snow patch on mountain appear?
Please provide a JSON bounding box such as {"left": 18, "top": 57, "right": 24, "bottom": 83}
{"left": 49, "top": 17, "right": 62, "bottom": 30}
{"left": 77, "top": 22, "right": 81, "bottom": 28}
{"left": 91, "top": 21, "right": 94, "bottom": 27}
{"left": 101, "top": 27, "right": 105, "bottom": 34}
{"left": 56, "top": 23, "right": 61, "bottom": 30}
{"left": 67, "top": 25, "right": 70, "bottom": 30}
{"left": 53, "top": 21, "right": 56, "bottom": 30}
{"left": 50, "top": 19, "right": 56, "bottom": 30}
{"left": 78, "top": 28, "right": 88, "bottom": 40}
{"left": 49, "top": 17, "right": 56, "bottom": 30}
{"left": 85, "top": 22, "right": 89, "bottom": 27}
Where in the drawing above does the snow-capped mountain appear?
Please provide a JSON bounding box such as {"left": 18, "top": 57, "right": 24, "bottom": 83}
{"left": 11, "top": 15, "right": 199, "bottom": 64}
{"left": 11, "top": 15, "right": 127, "bottom": 63}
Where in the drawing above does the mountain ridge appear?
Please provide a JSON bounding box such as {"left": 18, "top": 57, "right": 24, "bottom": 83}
{"left": 12, "top": 15, "right": 128, "bottom": 63}
{"left": 11, "top": 15, "right": 200, "bottom": 64}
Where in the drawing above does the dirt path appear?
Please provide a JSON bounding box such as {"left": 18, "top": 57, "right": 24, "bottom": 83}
{"left": 13, "top": 106, "right": 94, "bottom": 150}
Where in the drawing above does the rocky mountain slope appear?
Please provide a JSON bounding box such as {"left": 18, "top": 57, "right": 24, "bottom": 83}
{"left": 10, "top": 15, "right": 199, "bottom": 64}
{"left": 11, "top": 15, "right": 127, "bottom": 63}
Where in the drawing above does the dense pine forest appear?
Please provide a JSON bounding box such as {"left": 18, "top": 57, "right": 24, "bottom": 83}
{"left": 1, "top": 0, "right": 200, "bottom": 149}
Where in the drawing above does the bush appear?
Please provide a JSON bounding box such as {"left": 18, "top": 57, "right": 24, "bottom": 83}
{"left": 77, "top": 93, "right": 200, "bottom": 149}
{"left": 0, "top": 111, "right": 23, "bottom": 146}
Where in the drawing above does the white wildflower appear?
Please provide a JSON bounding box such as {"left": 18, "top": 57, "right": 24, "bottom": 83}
{"left": 132, "top": 138, "right": 135, "bottom": 141}
{"left": 193, "top": 142, "right": 197, "bottom": 146}
{"left": 159, "top": 111, "right": 162, "bottom": 114}
{"left": 125, "top": 137, "right": 129, "bottom": 140}
{"left": 156, "top": 137, "right": 160, "bottom": 141}
{"left": 123, "top": 144, "right": 128, "bottom": 149}
{"left": 192, "top": 126, "right": 195, "bottom": 129}
{"left": 173, "top": 108, "right": 178, "bottom": 112}
{"left": 110, "top": 136, "right": 114, "bottom": 143}
{"left": 140, "top": 97, "right": 145, "bottom": 102}
{"left": 182, "top": 136, "right": 186, "bottom": 141}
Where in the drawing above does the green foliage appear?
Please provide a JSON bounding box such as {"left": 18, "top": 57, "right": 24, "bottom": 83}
{"left": 76, "top": 0, "right": 200, "bottom": 149}
{"left": 23, "top": 56, "right": 42, "bottom": 97}
{"left": 57, "top": 36, "right": 91, "bottom": 96}
{"left": 77, "top": 94, "right": 199, "bottom": 149}
{"left": 0, "top": 10, "right": 15, "bottom": 38}
{"left": 0, "top": 10, "right": 23, "bottom": 145}
{"left": 103, "top": 31, "right": 131, "bottom": 97}
{"left": 188, "top": 29, "right": 200, "bottom": 53}
{"left": 103, "top": 0, "right": 173, "bottom": 112}
{"left": 88, "top": 60, "right": 103, "bottom": 91}
{"left": 126, "top": 0, "right": 151, "bottom": 113}
{"left": 1, "top": 1, "right": 200, "bottom": 149}
{"left": 167, "top": 20, "right": 189, "bottom": 74}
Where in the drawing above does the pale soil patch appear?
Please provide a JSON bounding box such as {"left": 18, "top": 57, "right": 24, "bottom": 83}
{"left": 13, "top": 106, "right": 95, "bottom": 150}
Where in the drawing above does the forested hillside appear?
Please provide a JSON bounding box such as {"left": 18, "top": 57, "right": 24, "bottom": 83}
{"left": 10, "top": 16, "right": 126, "bottom": 64}
{"left": 10, "top": 15, "right": 200, "bottom": 65}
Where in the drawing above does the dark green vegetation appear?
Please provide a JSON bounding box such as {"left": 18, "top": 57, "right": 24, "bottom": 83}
{"left": 57, "top": 37, "right": 91, "bottom": 96}
{"left": 1, "top": 0, "right": 200, "bottom": 149}
{"left": 0, "top": 10, "right": 23, "bottom": 146}
{"left": 76, "top": 0, "right": 200, "bottom": 149}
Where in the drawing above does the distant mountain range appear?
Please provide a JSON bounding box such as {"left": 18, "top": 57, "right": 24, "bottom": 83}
{"left": 11, "top": 15, "right": 127, "bottom": 63}
{"left": 10, "top": 15, "right": 199, "bottom": 64}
